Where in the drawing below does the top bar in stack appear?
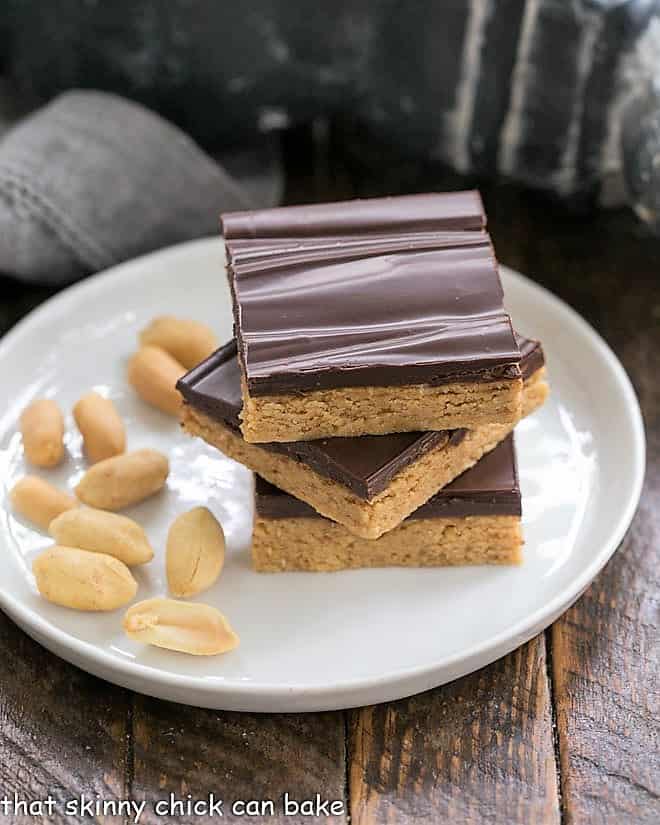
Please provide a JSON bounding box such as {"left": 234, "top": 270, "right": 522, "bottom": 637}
{"left": 221, "top": 191, "right": 522, "bottom": 443}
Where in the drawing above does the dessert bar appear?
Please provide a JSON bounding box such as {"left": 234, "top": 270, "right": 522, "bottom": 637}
{"left": 178, "top": 336, "right": 547, "bottom": 539}
{"left": 252, "top": 436, "right": 524, "bottom": 572}
{"left": 221, "top": 192, "right": 522, "bottom": 442}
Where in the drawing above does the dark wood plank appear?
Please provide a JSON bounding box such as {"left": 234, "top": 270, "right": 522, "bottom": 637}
{"left": 349, "top": 636, "right": 560, "bottom": 824}
{"left": 130, "top": 696, "right": 348, "bottom": 824}
{"left": 0, "top": 614, "right": 130, "bottom": 824}
{"left": 484, "top": 185, "right": 660, "bottom": 823}
{"left": 541, "top": 207, "right": 660, "bottom": 823}
{"left": 552, "top": 530, "right": 660, "bottom": 824}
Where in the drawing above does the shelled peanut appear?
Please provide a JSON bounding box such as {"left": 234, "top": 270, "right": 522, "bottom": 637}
{"left": 167, "top": 507, "right": 225, "bottom": 597}
{"left": 75, "top": 448, "right": 169, "bottom": 510}
{"left": 123, "top": 598, "right": 238, "bottom": 656}
{"left": 73, "top": 391, "right": 126, "bottom": 463}
{"left": 139, "top": 316, "right": 218, "bottom": 369}
{"left": 50, "top": 508, "right": 153, "bottom": 566}
{"left": 33, "top": 546, "right": 137, "bottom": 611}
{"left": 10, "top": 476, "right": 77, "bottom": 530}
{"left": 20, "top": 399, "right": 65, "bottom": 468}
{"left": 127, "top": 346, "right": 185, "bottom": 416}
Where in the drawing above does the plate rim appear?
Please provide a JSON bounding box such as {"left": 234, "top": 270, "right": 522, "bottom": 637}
{"left": 0, "top": 237, "right": 646, "bottom": 708}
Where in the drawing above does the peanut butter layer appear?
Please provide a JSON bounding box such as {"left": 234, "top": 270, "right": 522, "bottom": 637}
{"left": 252, "top": 515, "right": 523, "bottom": 572}
{"left": 239, "top": 376, "right": 522, "bottom": 443}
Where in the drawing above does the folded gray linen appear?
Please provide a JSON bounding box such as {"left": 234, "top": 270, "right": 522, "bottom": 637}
{"left": 0, "top": 90, "right": 252, "bottom": 284}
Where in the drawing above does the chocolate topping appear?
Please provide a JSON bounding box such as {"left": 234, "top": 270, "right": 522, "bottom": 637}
{"left": 255, "top": 435, "right": 521, "bottom": 520}
{"left": 177, "top": 336, "right": 544, "bottom": 502}
{"left": 227, "top": 230, "right": 489, "bottom": 273}
{"left": 179, "top": 341, "right": 243, "bottom": 424}
{"left": 518, "top": 333, "right": 546, "bottom": 380}
{"left": 222, "top": 191, "right": 486, "bottom": 238}
{"left": 221, "top": 192, "right": 521, "bottom": 395}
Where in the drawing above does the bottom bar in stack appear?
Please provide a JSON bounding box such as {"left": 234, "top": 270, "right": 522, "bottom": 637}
{"left": 252, "top": 435, "right": 522, "bottom": 572}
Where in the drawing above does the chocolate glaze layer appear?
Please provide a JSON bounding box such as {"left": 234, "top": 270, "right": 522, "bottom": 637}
{"left": 222, "top": 192, "right": 520, "bottom": 395}
{"left": 177, "top": 335, "right": 544, "bottom": 502}
{"left": 222, "top": 191, "right": 486, "bottom": 238}
{"left": 255, "top": 435, "right": 521, "bottom": 520}
{"left": 179, "top": 341, "right": 244, "bottom": 425}
{"left": 519, "top": 334, "right": 545, "bottom": 380}
{"left": 227, "top": 230, "right": 489, "bottom": 273}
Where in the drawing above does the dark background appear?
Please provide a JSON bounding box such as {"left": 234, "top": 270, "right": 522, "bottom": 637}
{"left": 3, "top": 0, "right": 660, "bottom": 210}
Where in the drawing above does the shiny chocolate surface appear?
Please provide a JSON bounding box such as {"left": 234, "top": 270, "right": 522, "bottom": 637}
{"left": 222, "top": 192, "right": 520, "bottom": 394}
{"left": 255, "top": 435, "right": 521, "bottom": 520}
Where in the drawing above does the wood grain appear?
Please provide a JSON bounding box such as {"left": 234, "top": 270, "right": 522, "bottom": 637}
{"left": 130, "top": 696, "right": 348, "bottom": 824}
{"left": 552, "top": 531, "right": 660, "bottom": 824}
{"left": 0, "top": 613, "right": 130, "bottom": 825}
{"left": 488, "top": 186, "right": 660, "bottom": 823}
{"left": 541, "top": 209, "right": 660, "bottom": 824}
{"left": 349, "top": 637, "right": 559, "bottom": 824}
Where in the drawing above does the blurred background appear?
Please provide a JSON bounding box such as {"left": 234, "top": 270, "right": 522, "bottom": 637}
{"left": 0, "top": 0, "right": 659, "bottom": 319}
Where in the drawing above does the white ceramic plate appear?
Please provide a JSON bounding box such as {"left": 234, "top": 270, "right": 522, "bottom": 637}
{"left": 0, "top": 238, "right": 645, "bottom": 712}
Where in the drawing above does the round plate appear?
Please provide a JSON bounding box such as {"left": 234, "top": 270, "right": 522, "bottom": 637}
{"left": 0, "top": 238, "right": 645, "bottom": 712}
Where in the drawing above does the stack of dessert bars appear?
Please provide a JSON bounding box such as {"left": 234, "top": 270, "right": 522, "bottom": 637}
{"left": 178, "top": 192, "right": 549, "bottom": 572}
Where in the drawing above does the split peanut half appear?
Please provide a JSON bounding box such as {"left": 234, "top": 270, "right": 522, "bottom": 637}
{"left": 123, "top": 598, "right": 239, "bottom": 656}
{"left": 167, "top": 507, "right": 225, "bottom": 597}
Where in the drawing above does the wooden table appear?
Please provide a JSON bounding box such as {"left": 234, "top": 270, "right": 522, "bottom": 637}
{"left": 1, "top": 134, "right": 658, "bottom": 824}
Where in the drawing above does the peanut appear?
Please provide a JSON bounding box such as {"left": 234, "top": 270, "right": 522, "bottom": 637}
{"left": 123, "top": 598, "right": 239, "bottom": 656}
{"left": 49, "top": 508, "right": 154, "bottom": 566}
{"left": 167, "top": 507, "right": 225, "bottom": 597}
{"left": 140, "top": 316, "right": 218, "bottom": 369}
{"left": 127, "top": 346, "right": 185, "bottom": 416}
{"left": 73, "top": 391, "right": 126, "bottom": 463}
{"left": 19, "top": 399, "right": 65, "bottom": 467}
{"left": 75, "top": 448, "right": 169, "bottom": 511}
{"left": 33, "top": 546, "right": 137, "bottom": 610}
{"left": 10, "top": 476, "right": 77, "bottom": 530}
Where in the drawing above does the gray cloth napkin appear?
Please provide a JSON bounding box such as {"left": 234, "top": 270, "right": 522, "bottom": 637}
{"left": 0, "top": 90, "right": 253, "bottom": 284}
